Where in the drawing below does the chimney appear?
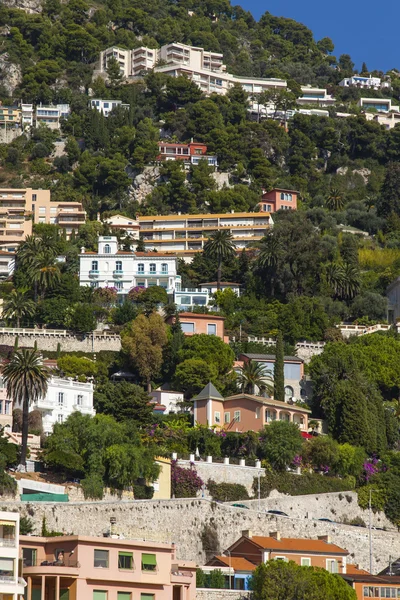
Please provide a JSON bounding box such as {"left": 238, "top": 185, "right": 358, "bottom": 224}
{"left": 81, "top": 246, "right": 85, "bottom": 254}
{"left": 241, "top": 530, "right": 252, "bottom": 539}
{"left": 269, "top": 531, "right": 281, "bottom": 541}
{"left": 318, "top": 535, "right": 331, "bottom": 544}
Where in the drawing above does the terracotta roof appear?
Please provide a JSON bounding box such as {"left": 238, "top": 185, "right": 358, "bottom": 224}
{"left": 263, "top": 187, "right": 299, "bottom": 194}
{"left": 247, "top": 536, "right": 348, "bottom": 555}
{"left": 224, "top": 394, "right": 311, "bottom": 413}
{"left": 341, "top": 574, "right": 400, "bottom": 584}
{"left": 211, "top": 556, "right": 256, "bottom": 571}
{"left": 346, "top": 564, "right": 370, "bottom": 575}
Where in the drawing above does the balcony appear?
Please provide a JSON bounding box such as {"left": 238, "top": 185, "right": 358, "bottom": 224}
{"left": 113, "top": 270, "right": 123, "bottom": 278}
{"left": 23, "top": 559, "right": 79, "bottom": 578}
{"left": 89, "top": 270, "right": 99, "bottom": 278}
{"left": 0, "top": 537, "right": 16, "bottom": 547}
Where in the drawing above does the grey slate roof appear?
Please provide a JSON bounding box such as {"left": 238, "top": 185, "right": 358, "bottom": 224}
{"left": 193, "top": 382, "right": 224, "bottom": 401}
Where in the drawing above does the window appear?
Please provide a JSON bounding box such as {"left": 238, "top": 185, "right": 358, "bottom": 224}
{"left": 5, "top": 401, "right": 11, "bottom": 415}
{"left": 274, "top": 557, "right": 288, "bottom": 562}
{"left": 149, "top": 263, "right": 156, "bottom": 273}
{"left": 22, "top": 548, "right": 37, "bottom": 567}
{"left": 94, "top": 549, "right": 109, "bottom": 568}
{"left": 57, "top": 414, "right": 63, "bottom": 424}
{"left": 137, "top": 263, "right": 144, "bottom": 273}
{"left": 39, "top": 207, "right": 46, "bottom": 214}
{"left": 280, "top": 412, "right": 290, "bottom": 422}
{"left": 214, "top": 411, "right": 220, "bottom": 424}
{"left": 141, "top": 595, "right": 155, "bottom": 600}
{"left": 0, "top": 557, "right": 14, "bottom": 575}
{"left": 76, "top": 395, "right": 83, "bottom": 406}
{"left": 141, "top": 553, "right": 157, "bottom": 571}
{"left": 32, "top": 194, "right": 37, "bottom": 201}
{"left": 161, "top": 263, "right": 168, "bottom": 274}
{"left": 207, "top": 324, "right": 217, "bottom": 336}
{"left": 118, "top": 552, "right": 133, "bottom": 570}
{"left": 234, "top": 410, "right": 241, "bottom": 423}
{"left": 93, "top": 592, "right": 108, "bottom": 600}
{"left": 116, "top": 260, "right": 122, "bottom": 272}
{"left": 285, "top": 386, "right": 294, "bottom": 399}
{"left": 91, "top": 282, "right": 99, "bottom": 288}
{"left": 326, "top": 559, "right": 338, "bottom": 574}
{"left": 91, "top": 260, "right": 98, "bottom": 271}
{"left": 181, "top": 323, "right": 195, "bottom": 333}
{"left": 266, "top": 410, "right": 276, "bottom": 423}
{"left": 117, "top": 594, "right": 132, "bottom": 600}
{"left": 224, "top": 412, "right": 230, "bottom": 423}
{"left": 115, "top": 282, "right": 123, "bottom": 291}
{"left": 301, "top": 558, "right": 311, "bottom": 567}
{"left": 255, "top": 406, "right": 261, "bottom": 419}
{"left": 104, "top": 244, "right": 111, "bottom": 254}
{"left": 58, "top": 392, "right": 64, "bottom": 406}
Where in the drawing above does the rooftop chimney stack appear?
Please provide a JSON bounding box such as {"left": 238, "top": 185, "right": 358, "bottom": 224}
{"left": 241, "top": 530, "right": 252, "bottom": 539}
{"left": 269, "top": 531, "right": 281, "bottom": 541}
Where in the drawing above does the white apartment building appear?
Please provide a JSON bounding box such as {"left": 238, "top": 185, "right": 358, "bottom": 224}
{"left": 30, "top": 377, "right": 95, "bottom": 435}
{"left": 298, "top": 86, "right": 336, "bottom": 106}
{"left": 97, "top": 42, "right": 287, "bottom": 96}
{"left": 90, "top": 98, "right": 130, "bottom": 117}
{"left": 138, "top": 212, "right": 273, "bottom": 255}
{"left": 21, "top": 104, "right": 34, "bottom": 129}
{"left": 79, "top": 235, "right": 181, "bottom": 296}
{"left": 358, "top": 97, "right": 399, "bottom": 113}
{"left": 339, "top": 75, "right": 391, "bottom": 90}
{"left": 0, "top": 251, "right": 15, "bottom": 279}
{"left": 35, "top": 104, "right": 70, "bottom": 129}
{"left": 0, "top": 511, "right": 26, "bottom": 600}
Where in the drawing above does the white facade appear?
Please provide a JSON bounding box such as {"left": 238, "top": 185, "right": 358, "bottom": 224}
{"left": 298, "top": 86, "right": 336, "bottom": 106}
{"left": 79, "top": 235, "right": 181, "bottom": 295}
{"left": 150, "top": 389, "right": 184, "bottom": 414}
{"left": 366, "top": 111, "right": 400, "bottom": 129}
{"left": 20, "top": 104, "right": 33, "bottom": 129}
{"left": 358, "top": 97, "right": 399, "bottom": 113}
{"left": 90, "top": 98, "right": 130, "bottom": 117}
{"left": 339, "top": 76, "right": 391, "bottom": 90}
{"left": 0, "top": 511, "right": 26, "bottom": 600}
{"left": 0, "top": 251, "right": 15, "bottom": 279}
{"left": 103, "top": 214, "right": 139, "bottom": 237}
{"left": 100, "top": 46, "right": 132, "bottom": 77}
{"left": 131, "top": 46, "right": 158, "bottom": 75}
{"left": 30, "top": 377, "right": 95, "bottom": 435}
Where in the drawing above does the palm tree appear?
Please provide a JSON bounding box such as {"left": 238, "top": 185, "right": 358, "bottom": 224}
{"left": 2, "top": 348, "right": 50, "bottom": 468}
{"left": 2, "top": 288, "right": 36, "bottom": 328}
{"left": 325, "top": 187, "right": 345, "bottom": 211}
{"left": 340, "top": 262, "right": 361, "bottom": 302}
{"left": 325, "top": 262, "right": 345, "bottom": 297}
{"left": 257, "top": 232, "right": 282, "bottom": 269}
{"left": 31, "top": 251, "right": 61, "bottom": 298}
{"left": 203, "top": 230, "right": 236, "bottom": 290}
{"left": 237, "top": 361, "right": 274, "bottom": 396}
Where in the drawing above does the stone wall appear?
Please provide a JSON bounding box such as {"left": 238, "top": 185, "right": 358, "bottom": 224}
{"left": 177, "top": 459, "right": 264, "bottom": 496}
{"left": 227, "top": 491, "right": 392, "bottom": 530}
{"left": 196, "top": 590, "right": 250, "bottom": 600}
{"left": 0, "top": 329, "right": 121, "bottom": 352}
{"left": 0, "top": 498, "right": 397, "bottom": 573}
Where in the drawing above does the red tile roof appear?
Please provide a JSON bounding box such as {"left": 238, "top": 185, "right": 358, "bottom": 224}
{"left": 211, "top": 556, "right": 256, "bottom": 571}
{"left": 244, "top": 536, "right": 348, "bottom": 555}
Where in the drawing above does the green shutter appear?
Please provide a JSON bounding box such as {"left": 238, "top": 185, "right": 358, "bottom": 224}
{"left": 140, "top": 595, "right": 155, "bottom": 600}
{"left": 93, "top": 591, "right": 107, "bottom": 600}
{"left": 59, "top": 590, "right": 69, "bottom": 600}
{"left": 117, "top": 594, "right": 131, "bottom": 600}
{"left": 32, "top": 590, "right": 42, "bottom": 600}
{"left": 142, "top": 554, "right": 157, "bottom": 566}
{"left": 119, "top": 552, "right": 132, "bottom": 557}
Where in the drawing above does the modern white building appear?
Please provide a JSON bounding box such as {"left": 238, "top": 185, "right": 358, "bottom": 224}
{"left": 97, "top": 42, "right": 287, "bottom": 96}
{"left": 0, "top": 511, "right": 26, "bottom": 600}
{"left": 30, "top": 377, "right": 95, "bottom": 435}
{"left": 298, "top": 86, "right": 336, "bottom": 107}
{"left": 35, "top": 104, "right": 70, "bottom": 129}
{"left": 79, "top": 235, "right": 181, "bottom": 296}
{"left": 20, "top": 104, "right": 34, "bottom": 129}
{"left": 339, "top": 75, "right": 391, "bottom": 90}
{"left": 90, "top": 98, "right": 130, "bottom": 117}
{"left": 358, "top": 97, "right": 399, "bottom": 113}
{"left": 150, "top": 389, "right": 185, "bottom": 414}
{"left": 366, "top": 111, "right": 400, "bottom": 129}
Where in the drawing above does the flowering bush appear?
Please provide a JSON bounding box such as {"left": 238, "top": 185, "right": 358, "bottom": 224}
{"left": 171, "top": 460, "right": 204, "bottom": 498}
{"left": 362, "top": 456, "right": 384, "bottom": 482}
{"left": 93, "top": 286, "right": 118, "bottom": 308}
{"left": 128, "top": 286, "right": 145, "bottom": 301}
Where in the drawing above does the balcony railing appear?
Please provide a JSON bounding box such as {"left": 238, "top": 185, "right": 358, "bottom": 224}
{"left": 89, "top": 270, "right": 99, "bottom": 278}
{"left": 135, "top": 271, "right": 169, "bottom": 276}
{"left": 113, "top": 270, "right": 123, "bottom": 277}
{"left": 0, "top": 537, "right": 16, "bottom": 547}
{"left": 0, "top": 575, "right": 16, "bottom": 584}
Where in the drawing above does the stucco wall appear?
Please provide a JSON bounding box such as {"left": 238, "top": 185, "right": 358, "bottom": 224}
{"left": 0, "top": 498, "right": 398, "bottom": 574}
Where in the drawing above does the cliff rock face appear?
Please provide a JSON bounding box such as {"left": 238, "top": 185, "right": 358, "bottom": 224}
{"left": 2, "top": 0, "right": 42, "bottom": 13}
{"left": 0, "top": 53, "right": 22, "bottom": 96}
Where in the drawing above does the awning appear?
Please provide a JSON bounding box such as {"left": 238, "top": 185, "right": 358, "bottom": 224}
{"left": 0, "top": 520, "right": 15, "bottom": 526}
{"left": 142, "top": 553, "right": 157, "bottom": 566}
{"left": 118, "top": 552, "right": 133, "bottom": 557}
{"left": 301, "top": 432, "right": 313, "bottom": 439}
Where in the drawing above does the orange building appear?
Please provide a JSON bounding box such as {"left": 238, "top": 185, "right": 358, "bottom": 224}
{"left": 208, "top": 530, "right": 349, "bottom": 573}
{"left": 341, "top": 572, "right": 400, "bottom": 599}
{"left": 259, "top": 188, "right": 298, "bottom": 213}
{"left": 20, "top": 534, "right": 196, "bottom": 600}
{"left": 192, "top": 383, "right": 310, "bottom": 432}
{"left": 166, "top": 313, "right": 228, "bottom": 343}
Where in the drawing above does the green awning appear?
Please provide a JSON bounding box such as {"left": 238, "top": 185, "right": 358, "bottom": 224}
{"left": 119, "top": 552, "right": 133, "bottom": 557}
{"left": 141, "top": 553, "right": 157, "bottom": 566}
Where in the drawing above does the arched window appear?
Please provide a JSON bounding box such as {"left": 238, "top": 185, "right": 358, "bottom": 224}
{"left": 149, "top": 263, "right": 156, "bottom": 273}
{"left": 115, "top": 260, "right": 122, "bottom": 272}
{"left": 161, "top": 263, "right": 168, "bottom": 274}
{"left": 91, "top": 260, "right": 98, "bottom": 271}
{"left": 104, "top": 244, "right": 111, "bottom": 254}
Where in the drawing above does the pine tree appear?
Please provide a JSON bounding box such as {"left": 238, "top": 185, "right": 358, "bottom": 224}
{"left": 274, "top": 331, "right": 285, "bottom": 402}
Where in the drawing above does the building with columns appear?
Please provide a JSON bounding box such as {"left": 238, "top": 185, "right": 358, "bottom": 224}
{"left": 20, "top": 534, "right": 196, "bottom": 600}
{"left": 79, "top": 236, "right": 181, "bottom": 297}
{"left": 0, "top": 511, "right": 26, "bottom": 600}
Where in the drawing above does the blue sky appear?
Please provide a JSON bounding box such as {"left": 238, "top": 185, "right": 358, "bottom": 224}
{"left": 238, "top": 0, "right": 398, "bottom": 73}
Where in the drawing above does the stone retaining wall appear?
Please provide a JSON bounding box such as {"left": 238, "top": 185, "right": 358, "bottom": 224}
{"left": 177, "top": 459, "right": 264, "bottom": 496}
{"left": 196, "top": 590, "right": 250, "bottom": 600}
{"left": 0, "top": 331, "right": 121, "bottom": 352}
{"left": 0, "top": 498, "right": 397, "bottom": 573}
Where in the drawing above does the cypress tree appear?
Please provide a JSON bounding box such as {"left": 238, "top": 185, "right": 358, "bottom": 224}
{"left": 274, "top": 331, "right": 285, "bottom": 401}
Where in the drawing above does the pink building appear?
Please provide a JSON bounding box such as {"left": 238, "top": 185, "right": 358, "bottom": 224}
{"left": 0, "top": 382, "right": 12, "bottom": 429}
{"left": 166, "top": 312, "right": 229, "bottom": 343}
{"left": 192, "top": 383, "right": 310, "bottom": 433}
{"left": 259, "top": 188, "right": 298, "bottom": 213}
{"left": 20, "top": 534, "right": 196, "bottom": 600}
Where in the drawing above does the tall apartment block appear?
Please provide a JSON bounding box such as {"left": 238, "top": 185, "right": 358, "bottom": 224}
{"left": 0, "top": 510, "right": 26, "bottom": 599}
{"left": 97, "top": 42, "right": 287, "bottom": 96}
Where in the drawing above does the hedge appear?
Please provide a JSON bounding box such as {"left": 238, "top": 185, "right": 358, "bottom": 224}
{"left": 207, "top": 479, "right": 249, "bottom": 502}
{"left": 256, "top": 472, "right": 356, "bottom": 497}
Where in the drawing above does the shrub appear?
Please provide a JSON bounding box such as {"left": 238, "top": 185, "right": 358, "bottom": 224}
{"left": 133, "top": 484, "right": 154, "bottom": 499}
{"left": 81, "top": 474, "right": 104, "bottom": 500}
{"left": 171, "top": 460, "right": 204, "bottom": 498}
{"left": 207, "top": 480, "right": 249, "bottom": 502}
{"left": 20, "top": 516, "right": 34, "bottom": 535}
{"left": 209, "top": 569, "right": 226, "bottom": 589}
{"left": 196, "top": 568, "right": 206, "bottom": 588}
{"left": 256, "top": 472, "right": 356, "bottom": 497}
